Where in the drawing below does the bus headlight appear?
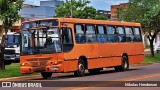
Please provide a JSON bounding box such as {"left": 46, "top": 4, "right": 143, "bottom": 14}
{"left": 54, "top": 61, "right": 58, "bottom": 64}
{"left": 49, "top": 61, "right": 62, "bottom": 65}
{"left": 50, "top": 61, "right": 58, "bottom": 65}
{"left": 21, "top": 63, "right": 28, "bottom": 66}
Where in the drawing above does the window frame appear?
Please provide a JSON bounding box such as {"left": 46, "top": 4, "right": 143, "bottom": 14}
{"left": 106, "top": 25, "right": 116, "bottom": 43}
{"left": 124, "top": 26, "right": 134, "bottom": 42}
{"left": 85, "top": 24, "right": 97, "bottom": 43}
{"left": 74, "top": 24, "right": 85, "bottom": 34}
{"left": 116, "top": 26, "right": 126, "bottom": 42}
{"left": 97, "top": 25, "right": 108, "bottom": 43}
{"left": 133, "top": 27, "right": 142, "bottom": 42}
{"left": 62, "top": 27, "right": 74, "bottom": 52}
{"left": 74, "top": 24, "right": 86, "bottom": 44}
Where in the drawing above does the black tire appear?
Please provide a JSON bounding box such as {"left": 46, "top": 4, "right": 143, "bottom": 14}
{"left": 114, "top": 56, "right": 129, "bottom": 72}
{"left": 88, "top": 68, "right": 101, "bottom": 75}
{"left": 74, "top": 59, "right": 85, "bottom": 77}
{"left": 41, "top": 72, "right": 52, "bottom": 79}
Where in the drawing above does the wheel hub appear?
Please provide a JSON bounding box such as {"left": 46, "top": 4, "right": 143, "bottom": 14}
{"left": 78, "top": 63, "right": 84, "bottom": 73}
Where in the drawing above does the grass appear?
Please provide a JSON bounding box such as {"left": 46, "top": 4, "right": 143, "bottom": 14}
{"left": 0, "top": 54, "right": 159, "bottom": 79}
{"left": 141, "top": 54, "right": 160, "bottom": 64}
{"left": 0, "top": 63, "right": 37, "bottom": 78}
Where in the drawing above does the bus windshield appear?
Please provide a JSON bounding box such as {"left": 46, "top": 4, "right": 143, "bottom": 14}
{"left": 21, "top": 28, "right": 61, "bottom": 55}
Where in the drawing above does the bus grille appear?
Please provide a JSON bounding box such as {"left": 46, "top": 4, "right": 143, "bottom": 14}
{"left": 4, "top": 50, "right": 15, "bottom": 54}
{"left": 25, "top": 57, "right": 52, "bottom": 67}
{"left": 26, "top": 60, "right": 48, "bottom": 67}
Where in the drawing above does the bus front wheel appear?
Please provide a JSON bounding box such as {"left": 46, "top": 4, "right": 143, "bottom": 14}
{"left": 41, "top": 72, "right": 52, "bottom": 79}
{"left": 114, "top": 56, "right": 129, "bottom": 71}
{"left": 74, "top": 59, "right": 85, "bottom": 77}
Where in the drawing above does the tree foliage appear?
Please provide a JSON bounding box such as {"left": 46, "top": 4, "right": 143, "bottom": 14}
{"left": 55, "top": 0, "right": 89, "bottom": 17}
{"left": 117, "top": 0, "right": 160, "bottom": 57}
{"left": 95, "top": 14, "right": 109, "bottom": 20}
{"left": 0, "top": 0, "right": 23, "bottom": 30}
{"left": 55, "top": 0, "right": 109, "bottom": 20}
{"left": 0, "top": 0, "right": 23, "bottom": 70}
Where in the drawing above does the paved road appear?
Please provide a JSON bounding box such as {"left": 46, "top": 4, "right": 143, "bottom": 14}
{"left": 1, "top": 63, "right": 160, "bottom": 90}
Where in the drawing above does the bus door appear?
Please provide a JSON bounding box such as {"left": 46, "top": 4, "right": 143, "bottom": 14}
{"left": 61, "top": 24, "right": 75, "bottom": 72}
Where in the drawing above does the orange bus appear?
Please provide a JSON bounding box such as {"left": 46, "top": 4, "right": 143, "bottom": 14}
{"left": 20, "top": 18, "right": 144, "bottom": 79}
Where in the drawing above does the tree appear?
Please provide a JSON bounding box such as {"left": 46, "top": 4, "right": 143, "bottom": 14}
{"left": 0, "top": 0, "right": 23, "bottom": 70}
{"left": 117, "top": 0, "right": 160, "bottom": 57}
{"left": 95, "top": 13, "right": 109, "bottom": 20}
{"left": 55, "top": 0, "right": 109, "bottom": 20}
{"left": 55, "top": 0, "right": 90, "bottom": 17}
{"left": 74, "top": 6, "right": 96, "bottom": 19}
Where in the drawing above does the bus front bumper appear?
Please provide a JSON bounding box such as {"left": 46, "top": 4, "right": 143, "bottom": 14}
{"left": 20, "top": 64, "right": 63, "bottom": 74}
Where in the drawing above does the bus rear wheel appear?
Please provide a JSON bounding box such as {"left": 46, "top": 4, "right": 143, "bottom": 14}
{"left": 114, "top": 56, "right": 129, "bottom": 72}
{"left": 74, "top": 59, "right": 85, "bottom": 77}
{"left": 41, "top": 72, "right": 52, "bottom": 79}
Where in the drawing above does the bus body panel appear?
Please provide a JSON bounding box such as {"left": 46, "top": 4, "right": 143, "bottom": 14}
{"left": 63, "top": 43, "right": 144, "bottom": 71}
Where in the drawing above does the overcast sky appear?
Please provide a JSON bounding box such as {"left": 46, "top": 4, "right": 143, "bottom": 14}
{"left": 24, "top": 0, "right": 129, "bottom": 11}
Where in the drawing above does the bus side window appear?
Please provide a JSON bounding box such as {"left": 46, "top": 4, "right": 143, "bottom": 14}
{"left": 125, "top": 27, "right": 134, "bottom": 42}
{"left": 117, "top": 27, "right": 125, "bottom": 42}
{"left": 86, "top": 25, "right": 96, "bottom": 43}
{"left": 106, "top": 26, "right": 115, "bottom": 43}
{"left": 133, "top": 27, "right": 142, "bottom": 42}
{"left": 75, "top": 24, "right": 86, "bottom": 43}
{"left": 97, "top": 26, "right": 107, "bottom": 43}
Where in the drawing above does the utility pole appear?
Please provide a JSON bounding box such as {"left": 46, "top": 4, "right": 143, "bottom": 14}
{"left": 70, "top": 0, "right": 73, "bottom": 17}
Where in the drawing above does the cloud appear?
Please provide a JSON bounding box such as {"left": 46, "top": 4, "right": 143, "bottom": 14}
{"left": 23, "top": 0, "right": 35, "bottom": 5}
{"left": 25, "top": 0, "right": 48, "bottom": 6}
{"left": 89, "top": 0, "right": 129, "bottom": 10}
{"left": 24, "top": 0, "right": 129, "bottom": 10}
{"left": 106, "top": 0, "right": 129, "bottom": 5}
